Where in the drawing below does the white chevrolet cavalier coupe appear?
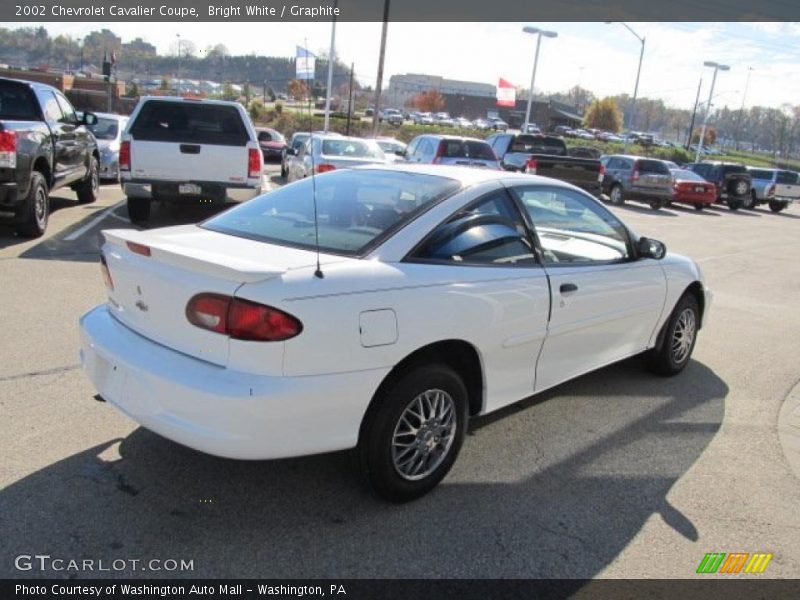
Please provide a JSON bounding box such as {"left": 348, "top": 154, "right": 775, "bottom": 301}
{"left": 80, "top": 165, "right": 710, "bottom": 501}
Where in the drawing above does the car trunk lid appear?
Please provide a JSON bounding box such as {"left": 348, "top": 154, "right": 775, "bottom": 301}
{"left": 101, "top": 225, "right": 326, "bottom": 367}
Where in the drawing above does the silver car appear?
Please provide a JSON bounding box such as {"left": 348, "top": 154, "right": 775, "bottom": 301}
{"left": 405, "top": 134, "right": 500, "bottom": 169}
{"left": 86, "top": 112, "right": 129, "bottom": 181}
{"left": 285, "top": 135, "right": 389, "bottom": 182}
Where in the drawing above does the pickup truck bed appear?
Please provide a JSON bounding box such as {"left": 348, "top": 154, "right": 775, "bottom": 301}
{"left": 486, "top": 133, "right": 603, "bottom": 196}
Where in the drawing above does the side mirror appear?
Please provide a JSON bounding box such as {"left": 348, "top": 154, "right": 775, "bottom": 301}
{"left": 395, "top": 150, "right": 406, "bottom": 157}
{"left": 637, "top": 236, "right": 667, "bottom": 260}
{"left": 286, "top": 147, "right": 296, "bottom": 156}
{"left": 83, "top": 112, "right": 98, "bottom": 126}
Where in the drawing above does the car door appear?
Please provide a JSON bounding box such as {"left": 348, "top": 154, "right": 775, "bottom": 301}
{"left": 54, "top": 90, "right": 91, "bottom": 182}
{"left": 34, "top": 88, "right": 77, "bottom": 185}
{"left": 290, "top": 139, "right": 309, "bottom": 180}
{"left": 403, "top": 188, "right": 551, "bottom": 412}
{"left": 508, "top": 183, "right": 667, "bottom": 393}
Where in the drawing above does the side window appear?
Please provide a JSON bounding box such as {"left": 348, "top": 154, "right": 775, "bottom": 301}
{"left": 411, "top": 191, "right": 537, "bottom": 266}
{"left": 606, "top": 157, "right": 622, "bottom": 170}
{"left": 35, "top": 90, "right": 63, "bottom": 123}
{"left": 296, "top": 140, "right": 308, "bottom": 158}
{"left": 512, "top": 186, "right": 631, "bottom": 264}
{"left": 54, "top": 92, "right": 77, "bottom": 124}
{"left": 406, "top": 137, "right": 419, "bottom": 158}
{"left": 417, "top": 139, "right": 432, "bottom": 159}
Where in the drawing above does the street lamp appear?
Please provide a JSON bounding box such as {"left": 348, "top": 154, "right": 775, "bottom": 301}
{"left": 522, "top": 26, "right": 558, "bottom": 131}
{"left": 696, "top": 61, "right": 730, "bottom": 162}
{"left": 176, "top": 33, "right": 182, "bottom": 95}
{"left": 606, "top": 22, "right": 645, "bottom": 152}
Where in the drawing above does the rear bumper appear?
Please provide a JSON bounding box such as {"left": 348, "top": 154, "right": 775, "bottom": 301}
{"left": 79, "top": 305, "right": 388, "bottom": 460}
{"left": 122, "top": 179, "right": 264, "bottom": 203}
{"left": 0, "top": 181, "right": 20, "bottom": 207}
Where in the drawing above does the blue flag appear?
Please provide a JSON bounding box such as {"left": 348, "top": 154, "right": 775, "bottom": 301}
{"left": 296, "top": 46, "right": 315, "bottom": 79}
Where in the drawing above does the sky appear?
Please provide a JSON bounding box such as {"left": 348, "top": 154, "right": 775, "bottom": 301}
{"left": 13, "top": 21, "right": 800, "bottom": 111}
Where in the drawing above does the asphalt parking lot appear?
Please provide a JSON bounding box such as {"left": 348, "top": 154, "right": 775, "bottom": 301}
{"left": 1, "top": 164, "right": 799, "bottom": 579}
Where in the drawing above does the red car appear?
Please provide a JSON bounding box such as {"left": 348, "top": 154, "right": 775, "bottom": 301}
{"left": 670, "top": 168, "right": 716, "bottom": 210}
{"left": 255, "top": 127, "right": 287, "bottom": 162}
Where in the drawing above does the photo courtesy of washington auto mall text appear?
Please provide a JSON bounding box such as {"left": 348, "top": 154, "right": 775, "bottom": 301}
{"left": 2, "top": 0, "right": 800, "bottom": 599}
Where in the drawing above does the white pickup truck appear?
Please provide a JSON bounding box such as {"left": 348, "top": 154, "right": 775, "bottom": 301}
{"left": 120, "top": 97, "right": 265, "bottom": 223}
{"left": 746, "top": 167, "right": 800, "bottom": 212}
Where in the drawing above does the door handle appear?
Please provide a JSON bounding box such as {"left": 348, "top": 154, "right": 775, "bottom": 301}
{"left": 560, "top": 283, "right": 578, "bottom": 294}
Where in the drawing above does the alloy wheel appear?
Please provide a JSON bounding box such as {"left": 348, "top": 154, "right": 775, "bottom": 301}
{"left": 391, "top": 389, "right": 457, "bottom": 481}
{"left": 672, "top": 308, "right": 696, "bottom": 364}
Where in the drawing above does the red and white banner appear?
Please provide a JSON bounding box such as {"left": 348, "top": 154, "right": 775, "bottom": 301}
{"left": 496, "top": 78, "right": 516, "bottom": 107}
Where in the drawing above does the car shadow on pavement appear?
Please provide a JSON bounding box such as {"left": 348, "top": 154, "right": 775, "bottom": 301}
{"left": 0, "top": 357, "right": 727, "bottom": 580}
{"left": 14, "top": 201, "right": 233, "bottom": 263}
{"left": 0, "top": 195, "right": 85, "bottom": 249}
{"left": 615, "top": 203, "right": 679, "bottom": 217}
{"left": 667, "top": 204, "right": 721, "bottom": 217}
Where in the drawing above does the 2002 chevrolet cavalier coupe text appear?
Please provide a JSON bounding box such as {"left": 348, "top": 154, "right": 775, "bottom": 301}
{"left": 80, "top": 164, "right": 710, "bottom": 501}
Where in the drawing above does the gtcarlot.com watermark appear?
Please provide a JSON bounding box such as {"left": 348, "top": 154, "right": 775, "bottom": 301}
{"left": 15, "top": 554, "right": 194, "bottom": 573}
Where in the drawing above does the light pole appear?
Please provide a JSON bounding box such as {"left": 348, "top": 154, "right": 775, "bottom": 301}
{"left": 737, "top": 66, "right": 754, "bottom": 150}
{"left": 522, "top": 26, "right": 558, "bottom": 131}
{"left": 176, "top": 33, "right": 182, "bottom": 95}
{"left": 606, "top": 22, "right": 645, "bottom": 152}
{"left": 696, "top": 61, "right": 730, "bottom": 162}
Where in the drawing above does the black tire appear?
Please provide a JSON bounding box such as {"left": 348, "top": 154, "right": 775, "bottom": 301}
{"left": 649, "top": 199, "right": 665, "bottom": 210}
{"left": 15, "top": 171, "right": 49, "bottom": 238}
{"left": 359, "top": 364, "right": 468, "bottom": 502}
{"left": 769, "top": 200, "right": 786, "bottom": 213}
{"left": 280, "top": 163, "right": 287, "bottom": 178}
{"left": 608, "top": 184, "right": 624, "bottom": 205}
{"left": 646, "top": 293, "right": 700, "bottom": 376}
{"left": 694, "top": 204, "right": 704, "bottom": 211}
{"left": 127, "top": 196, "right": 151, "bottom": 224}
{"left": 75, "top": 156, "right": 99, "bottom": 204}
{"left": 746, "top": 191, "right": 757, "bottom": 210}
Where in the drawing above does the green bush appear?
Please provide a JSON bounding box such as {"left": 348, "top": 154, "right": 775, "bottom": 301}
{"left": 275, "top": 101, "right": 283, "bottom": 114}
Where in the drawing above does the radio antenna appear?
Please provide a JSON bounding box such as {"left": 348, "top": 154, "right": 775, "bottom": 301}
{"left": 303, "top": 39, "right": 324, "bottom": 279}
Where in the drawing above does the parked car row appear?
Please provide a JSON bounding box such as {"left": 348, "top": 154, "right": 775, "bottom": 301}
{"left": 599, "top": 153, "right": 799, "bottom": 213}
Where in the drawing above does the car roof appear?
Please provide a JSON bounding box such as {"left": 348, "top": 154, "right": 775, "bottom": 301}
{"left": 139, "top": 95, "right": 244, "bottom": 107}
{"left": 0, "top": 76, "right": 60, "bottom": 93}
{"left": 415, "top": 134, "right": 491, "bottom": 143}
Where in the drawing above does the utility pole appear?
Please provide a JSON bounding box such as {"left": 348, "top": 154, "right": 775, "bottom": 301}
{"left": 686, "top": 77, "right": 702, "bottom": 149}
{"left": 736, "top": 67, "right": 753, "bottom": 150}
{"left": 371, "top": 0, "right": 390, "bottom": 136}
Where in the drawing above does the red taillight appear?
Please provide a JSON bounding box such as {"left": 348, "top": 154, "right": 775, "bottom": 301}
{"left": 119, "top": 141, "right": 130, "bottom": 171}
{"left": 0, "top": 130, "right": 17, "bottom": 168}
{"left": 598, "top": 164, "right": 606, "bottom": 182}
{"left": 0, "top": 130, "right": 16, "bottom": 151}
{"left": 525, "top": 158, "right": 538, "bottom": 175}
{"left": 126, "top": 241, "right": 151, "bottom": 257}
{"left": 432, "top": 141, "right": 446, "bottom": 164}
{"left": 186, "top": 294, "right": 303, "bottom": 342}
{"left": 100, "top": 254, "right": 114, "bottom": 291}
{"left": 315, "top": 163, "right": 336, "bottom": 174}
{"left": 248, "top": 148, "right": 262, "bottom": 178}
{"left": 631, "top": 169, "right": 640, "bottom": 182}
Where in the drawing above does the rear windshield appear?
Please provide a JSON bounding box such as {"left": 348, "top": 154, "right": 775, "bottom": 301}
{"left": 202, "top": 169, "right": 461, "bottom": 256}
{"left": 721, "top": 165, "right": 747, "bottom": 175}
{"left": 776, "top": 170, "right": 798, "bottom": 184}
{"left": 671, "top": 169, "right": 704, "bottom": 182}
{"left": 510, "top": 135, "right": 566, "bottom": 155}
{"left": 321, "top": 138, "right": 385, "bottom": 159}
{"left": 0, "top": 81, "right": 38, "bottom": 120}
{"left": 748, "top": 169, "right": 774, "bottom": 180}
{"left": 637, "top": 159, "right": 669, "bottom": 174}
{"left": 440, "top": 140, "right": 496, "bottom": 160}
{"left": 257, "top": 129, "right": 284, "bottom": 143}
{"left": 291, "top": 133, "right": 310, "bottom": 149}
{"left": 129, "top": 100, "right": 248, "bottom": 146}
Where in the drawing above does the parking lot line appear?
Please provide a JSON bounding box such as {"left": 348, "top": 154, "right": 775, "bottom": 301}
{"left": 63, "top": 201, "right": 125, "bottom": 241}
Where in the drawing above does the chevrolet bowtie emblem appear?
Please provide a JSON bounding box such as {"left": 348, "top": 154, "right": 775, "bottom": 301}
{"left": 135, "top": 300, "right": 149, "bottom": 312}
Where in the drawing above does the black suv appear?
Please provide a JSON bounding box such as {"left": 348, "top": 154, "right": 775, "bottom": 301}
{"left": 683, "top": 162, "right": 752, "bottom": 210}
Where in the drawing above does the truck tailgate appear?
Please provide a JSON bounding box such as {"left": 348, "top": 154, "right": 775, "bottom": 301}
{"left": 130, "top": 139, "right": 253, "bottom": 185}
